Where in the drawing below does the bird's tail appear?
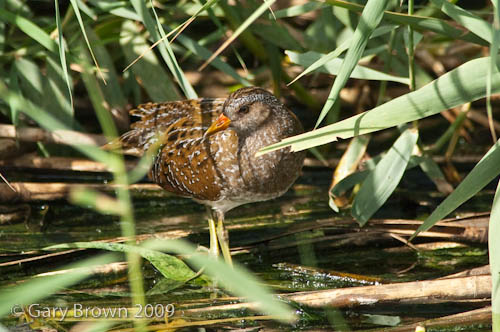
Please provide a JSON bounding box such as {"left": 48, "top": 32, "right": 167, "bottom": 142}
{"left": 101, "top": 128, "right": 149, "bottom": 157}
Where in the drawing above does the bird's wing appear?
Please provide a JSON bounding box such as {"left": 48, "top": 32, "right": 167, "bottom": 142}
{"left": 150, "top": 109, "right": 236, "bottom": 201}
{"left": 115, "top": 97, "right": 237, "bottom": 201}
{"left": 119, "top": 98, "right": 225, "bottom": 153}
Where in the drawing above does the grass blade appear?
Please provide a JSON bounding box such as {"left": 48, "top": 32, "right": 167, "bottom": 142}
{"left": 272, "top": 2, "right": 326, "bottom": 19}
{"left": 129, "top": 0, "right": 197, "bottom": 98}
{"left": 8, "top": 67, "right": 20, "bottom": 126}
{"left": 54, "top": 0, "right": 74, "bottom": 115}
{"left": 146, "top": 239, "right": 296, "bottom": 323}
{"left": 89, "top": 0, "right": 141, "bottom": 20}
{"left": 352, "top": 128, "right": 418, "bottom": 225}
{"left": 418, "top": 155, "right": 453, "bottom": 194}
{"left": 0, "top": 9, "right": 58, "bottom": 53}
{"left": 79, "top": 43, "right": 118, "bottom": 139}
{"left": 287, "top": 50, "right": 409, "bottom": 84}
{"left": 487, "top": 0, "right": 500, "bottom": 143}
{"left": 46, "top": 242, "right": 197, "bottom": 282}
{"left": 0, "top": 0, "right": 5, "bottom": 53}
{"left": 0, "top": 80, "right": 119, "bottom": 167}
{"left": 315, "top": 0, "right": 390, "bottom": 127}
{"left": 120, "top": 20, "right": 180, "bottom": 102}
{"left": 13, "top": 58, "right": 75, "bottom": 128}
{"left": 253, "top": 22, "right": 303, "bottom": 51}
{"left": 329, "top": 135, "right": 370, "bottom": 212}
{"left": 490, "top": 13, "right": 500, "bottom": 332}
{"left": 83, "top": 28, "right": 128, "bottom": 130}
{"left": 75, "top": 0, "right": 97, "bottom": 20}
{"left": 490, "top": 181, "right": 500, "bottom": 331}
{"left": 257, "top": 56, "right": 500, "bottom": 155}
{"left": 45, "top": 56, "right": 75, "bottom": 128}
{"left": 14, "top": 58, "right": 45, "bottom": 109}
{"left": 325, "top": 0, "right": 487, "bottom": 46}
{"left": 172, "top": 29, "right": 252, "bottom": 86}
{"left": 70, "top": 0, "right": 106, "bottom": 83}
{"left": 330, "top": 154, "right": 426, "bottom": 204}
{"left": 199, "top": 0, "right": 277, "bottom": 71}
{"left": 0, "top": 253, "right": 118, "bottom": 317}
{"left": 288, "top": 25, "right": 397, "bottom": 85}
{"left": 411, "top": 139, "right": 500, "bottom": 239}
{"left": 430, "top": 0, "right": 492, "bottom": 43}
{"left": 70, "top": 188, "right": 127, "bottom": 216}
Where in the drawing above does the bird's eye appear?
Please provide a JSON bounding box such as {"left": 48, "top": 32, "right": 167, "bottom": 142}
{"left": 238, "top": 105, "right": 249, "bottom": 114}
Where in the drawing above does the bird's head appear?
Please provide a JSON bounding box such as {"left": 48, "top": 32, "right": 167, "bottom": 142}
{"left": 205, "top": 87, "right": 282, "bottom": 137}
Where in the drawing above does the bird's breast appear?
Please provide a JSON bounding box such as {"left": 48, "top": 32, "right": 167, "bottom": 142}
{"left": 212, "top": 119, "right": 304, "bottom": 202}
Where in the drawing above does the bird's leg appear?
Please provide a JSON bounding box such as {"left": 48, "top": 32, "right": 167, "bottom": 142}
{"left": 206, "top": 207, "right": 219, "bottom": 259}
{"left": 215, "top": 210, "right": 233, "bottom": 266}
{"left": 205, "top": 208, "right": 221, "bottom": 296}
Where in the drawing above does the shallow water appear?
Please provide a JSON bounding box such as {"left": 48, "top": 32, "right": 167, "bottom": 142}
{"left": 0, "top": 166, "right": 492, "bottom": 331}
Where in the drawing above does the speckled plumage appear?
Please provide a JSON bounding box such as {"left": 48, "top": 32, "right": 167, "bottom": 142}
{"left": 120, "top": 87, "right": 305, "bottom": 214}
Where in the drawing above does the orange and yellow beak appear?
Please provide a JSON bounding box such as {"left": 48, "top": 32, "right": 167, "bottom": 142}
{"left": 205, "top": 113, "right": 231, "bottom": 137}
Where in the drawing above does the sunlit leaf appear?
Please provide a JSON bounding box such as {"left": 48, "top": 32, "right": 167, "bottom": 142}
{"left": 325, "top": 0, "right": 487, "bottom": 45}
{"left": 412, "top": 140, "right": 500, "bottom": 238}
{"left": 352, "top": 128, "right": 418, "bottom": 225}
{"left": 288, "top": 25, "right": 397, "bottom": 85}
{"left": 272, "top": 2, "right": 326, "bottom": 19}
{"left": 430, "top": 0, "right": 492, "bottom": 43}
{"left": 287, "top": 50, "right": 409, "bottom": 84}
{"left": 490, "top": 180, "right": 500, "bottom": 330}
{"left": 330, "top": 135, "right": 370, "bottom": 212}
{"left": 0, "top": 9, "right": 58, "bottom": 53}
{"left": 258, "top": 56, "right": 500, "bottom": 155}
{"left": 316, "top": 0, "right": 390, "bottom": 127}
